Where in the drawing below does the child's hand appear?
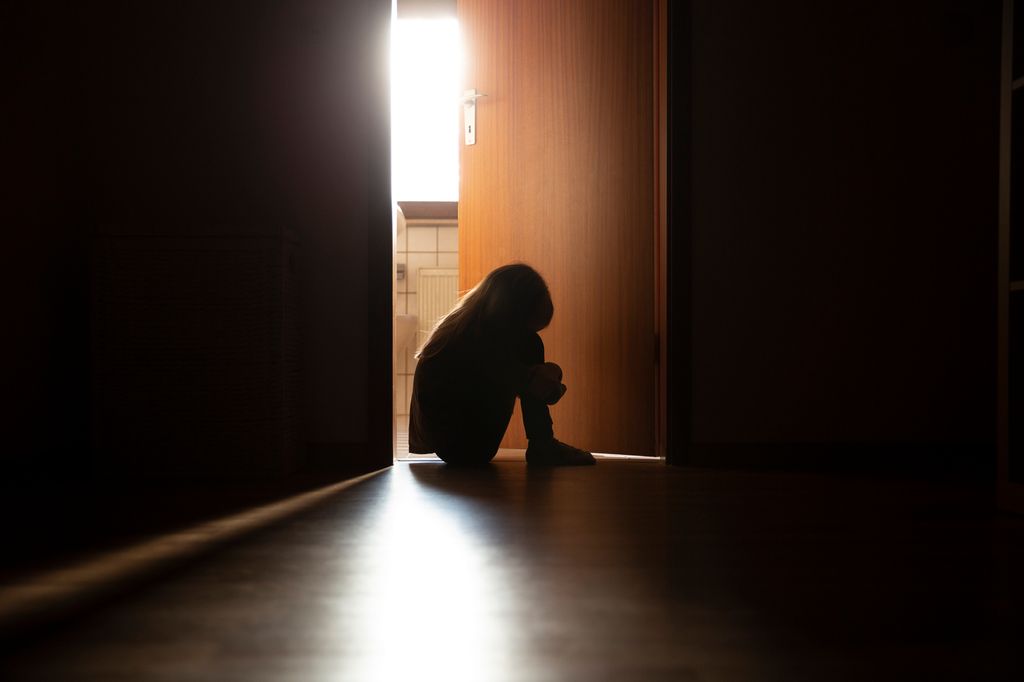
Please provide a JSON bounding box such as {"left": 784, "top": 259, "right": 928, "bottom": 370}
{"left": 528, "top": 362, "right": 567, "bottom": 405}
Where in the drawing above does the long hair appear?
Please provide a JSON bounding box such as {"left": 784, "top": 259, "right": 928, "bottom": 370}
{"left": 416, "top": 263, "right": 552, "bottom": 360}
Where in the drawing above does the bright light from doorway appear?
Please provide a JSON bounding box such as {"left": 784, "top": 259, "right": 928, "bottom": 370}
{"left": 391, "top": 18, "right": 462, "bottom": 202}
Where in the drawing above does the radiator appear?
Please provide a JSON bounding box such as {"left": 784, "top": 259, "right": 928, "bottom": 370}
{"left": 417, "top": 268, "right": 459, "bottom": 347}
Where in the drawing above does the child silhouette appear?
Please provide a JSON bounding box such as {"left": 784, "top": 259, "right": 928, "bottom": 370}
{"left": 409, "top": 263, "right": 595, "bottom": 466}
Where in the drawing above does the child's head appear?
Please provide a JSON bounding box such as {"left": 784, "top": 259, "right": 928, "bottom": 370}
{"left": 418, "top": 263, "right": 552, "bottom": 358}
{"left": 478, "top": 263, "right": 553, "bottom": 332}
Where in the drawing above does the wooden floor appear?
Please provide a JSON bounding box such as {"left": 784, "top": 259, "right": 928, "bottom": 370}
{"left": 2, "top": 461, "right": 1022, "bottom": 681}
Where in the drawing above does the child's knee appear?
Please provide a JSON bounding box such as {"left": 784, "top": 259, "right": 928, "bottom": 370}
{"left": 526, "top": 362, "right": 565, "bottom": 404}
{"left": 519, "top": 332, "right": 545, "bottom": 364}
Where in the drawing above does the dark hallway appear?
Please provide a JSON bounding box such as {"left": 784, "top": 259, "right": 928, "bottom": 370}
{"left": 4, "top": 0, "right": 1024, "bottom": 678}
{"left": 3, "top": 461, "right": 1022, "bottom": 680}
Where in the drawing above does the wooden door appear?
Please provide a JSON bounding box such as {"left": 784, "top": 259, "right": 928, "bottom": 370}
{"left": 458, "top": 0, "right": 655, "bottom": 455}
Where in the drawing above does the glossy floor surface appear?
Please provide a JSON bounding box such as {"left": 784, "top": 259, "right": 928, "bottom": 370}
{"left": 2, "top": 461, "right": 1023, "bottom": 681}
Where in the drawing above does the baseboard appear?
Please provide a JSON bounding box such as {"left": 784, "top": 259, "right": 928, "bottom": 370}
{"left": 0, "top": 468, "right": 389, "bottom": 642}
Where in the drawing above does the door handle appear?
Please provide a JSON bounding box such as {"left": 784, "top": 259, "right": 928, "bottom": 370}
{"left": 461, "top": 89, "right": 488, "bottom": 105}
{"left": 462, "top": 89, "right": 487, "bottom": 146}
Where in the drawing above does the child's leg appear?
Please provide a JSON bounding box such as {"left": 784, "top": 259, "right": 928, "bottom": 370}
{"left": 432, "top": 334, "right": 550, "bottom": 464}
{"left": 425, "top": 371, "right": 517, "bottom": 465}
{"left": 516, "top": 333, "right": 596, "bottom": 466}
{"left": 516, "top": 333, "right": 555, "bottom": 441}
{"left": 433, "top": 399, "right": 513, "bottom": 465}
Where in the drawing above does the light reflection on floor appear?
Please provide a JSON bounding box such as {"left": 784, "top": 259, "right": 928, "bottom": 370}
{"left": 330, "top": 464, "right": 515, "bottom": 681}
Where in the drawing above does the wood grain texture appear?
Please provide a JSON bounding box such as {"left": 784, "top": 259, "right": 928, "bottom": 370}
{"left": 458, "top": 0, "right": 656, "bottom": 455}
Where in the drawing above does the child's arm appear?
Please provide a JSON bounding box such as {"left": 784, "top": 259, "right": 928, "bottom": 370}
{"left": 526, "top": 362, "right": 567, "bottom": 405}
{"left": 475, "top": 333, "right": 566, "bottom": 404}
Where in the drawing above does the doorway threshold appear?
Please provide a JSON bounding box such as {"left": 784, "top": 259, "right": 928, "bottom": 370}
{"left": 395, "top": 449, "right": 661, "bottom": 463}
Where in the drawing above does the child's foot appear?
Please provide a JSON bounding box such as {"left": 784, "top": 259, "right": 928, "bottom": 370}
{"left": 525, "top": 438, "right": 596, "bottom": 466}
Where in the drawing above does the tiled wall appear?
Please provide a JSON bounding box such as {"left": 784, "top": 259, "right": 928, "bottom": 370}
{"left": 395, "top": 213, "right": 458, "bottom": 427}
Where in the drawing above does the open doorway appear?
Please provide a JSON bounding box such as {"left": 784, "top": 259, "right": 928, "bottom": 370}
{"left": 389, "top": 0, "right": 665, "bottom": 461}
{"left": 391, "top": 5, "right": 462, "bottom": 460}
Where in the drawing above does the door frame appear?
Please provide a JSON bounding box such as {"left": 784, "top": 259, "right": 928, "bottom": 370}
{"left": 659, "top": 0, "right": 692, "bottom": 465}
{"left": 376, "top": 0, "right": 689, "bottom": 464}
{"left": 655, "top": 0, "right": 668, "bottom": 460}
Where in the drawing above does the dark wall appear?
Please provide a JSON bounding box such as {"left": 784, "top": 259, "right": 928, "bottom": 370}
{"left": 684, "top": 0, "right": 1001, "bottom": 453}
{"left": 3, "top": 2, "right": 92, "bottom": 477}
{"left": 4, "top": 0, "right": 392, "bottom": 480}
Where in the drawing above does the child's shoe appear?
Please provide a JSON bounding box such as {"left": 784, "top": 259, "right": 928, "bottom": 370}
{"left": 525, "top": 438, "right": 596, "bottom": 466}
